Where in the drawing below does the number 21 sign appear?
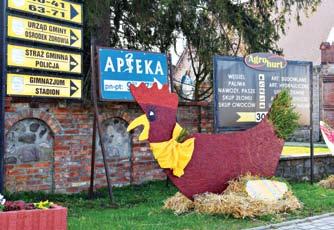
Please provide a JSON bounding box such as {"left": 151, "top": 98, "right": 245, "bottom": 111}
{"left": 8, "top": 0, "right": 82, "bottom": 25}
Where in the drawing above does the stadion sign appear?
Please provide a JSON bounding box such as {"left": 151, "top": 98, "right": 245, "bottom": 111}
{"left": 98, "top": 48, "right": 168, "bottom": 101}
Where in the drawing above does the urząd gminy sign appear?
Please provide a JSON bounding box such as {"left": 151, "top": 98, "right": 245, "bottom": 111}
{"left": 98, "top": 48, "right": 168, "bottom": 101}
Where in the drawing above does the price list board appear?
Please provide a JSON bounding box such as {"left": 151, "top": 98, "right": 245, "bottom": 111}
{"left": 213, "top": 55, "right": 312, "bottom": 132}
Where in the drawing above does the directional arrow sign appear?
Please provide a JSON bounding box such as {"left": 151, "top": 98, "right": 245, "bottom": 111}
{"left": 70, "top": 4, "right": 79, "bottom": 20}
{"left": 7, "top": 15, "right": 82, "bottom": 49}
{"left": 98, "top": 48, "right": 168, "bottom": 101}
{"left": 69, "top": 55, "right": 79, "bottom": 71}
{"left": 70, "top": 30, "right": 80, "bottom": 46}
{"left": 6, "top": 73, "right": 82, "bottom": 99}
{"left": 70, "top": 80, "right": 79, "bottom": 96}
{"left": 7, "top": 0, "right": 83, "bottom": 25}
{"left": 7, "top": 44, "right": 82, "bottom": 74}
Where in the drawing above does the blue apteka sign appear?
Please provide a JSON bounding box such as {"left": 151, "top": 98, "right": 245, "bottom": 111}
{"left": 98, "top": 48, "right": 168, "bottom": 101}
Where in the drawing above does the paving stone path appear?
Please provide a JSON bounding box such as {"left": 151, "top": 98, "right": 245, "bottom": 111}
{"left": 248, "top": 213, "right": 334, "bottom": 230}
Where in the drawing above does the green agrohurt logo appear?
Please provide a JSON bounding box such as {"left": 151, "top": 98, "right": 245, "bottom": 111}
{"left": 245, "top": 53, "right": 287, "bottom": 71}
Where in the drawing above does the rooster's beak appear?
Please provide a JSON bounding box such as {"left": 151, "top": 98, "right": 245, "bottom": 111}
{"left": 127, "top": 114, "right": 150, "bottom": 141}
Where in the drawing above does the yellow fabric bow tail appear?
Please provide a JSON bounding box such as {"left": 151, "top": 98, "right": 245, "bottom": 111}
{"left": 149, "top": 123, "right": 195, "bottom": 177}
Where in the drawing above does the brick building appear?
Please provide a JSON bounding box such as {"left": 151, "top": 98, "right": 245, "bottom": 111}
{"left": 4, "top": 97, "right": 213, "bottom": 193}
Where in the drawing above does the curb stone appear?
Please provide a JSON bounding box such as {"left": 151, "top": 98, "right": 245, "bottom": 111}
{"left": 246, "top": 213, "right": 334, "bottom": 230}
{"left": 284, "top": 142, "right": 327, "bottom": 147}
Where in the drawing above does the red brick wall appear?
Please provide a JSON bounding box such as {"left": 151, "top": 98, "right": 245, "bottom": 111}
{"left": 4, "top": 97, "right": 213, "bottom": 193}
{"left": 320, "top": 42, "right": 334, "bottom": 127}
{"left": 321, "top": 42, "right": 334, "bottom": 64}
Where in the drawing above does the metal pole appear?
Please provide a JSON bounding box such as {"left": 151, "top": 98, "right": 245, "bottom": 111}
{"left": 310, "top": 63, "right": 314, "bottom": 184}
{"left": 0, "top": 0, "right": 7, "bottom": 194}
{"left": 90, "top": 38, "right": 115, "bottom": 204}
{"left": 129, "top": 142, "right": 133, "bottom": 185}
{"left": 168, "top": 53, "right": 174, "bottom": 92}
{"left": 166, "top": 53, "right": 174, "bottom": 187}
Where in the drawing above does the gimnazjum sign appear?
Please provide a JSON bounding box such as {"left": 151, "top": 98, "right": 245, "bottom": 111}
{"left": 213, "top": 55, "right": 311, "bottom": 131}
{"left": 6, "top": 73, "right": 81, "bottom": 98}
{"left": 98, "top": 48, "right": 168, "bottom": 101}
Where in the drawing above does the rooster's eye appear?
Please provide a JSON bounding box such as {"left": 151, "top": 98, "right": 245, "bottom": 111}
{"left": 148, "top": 110, "right": 156, "bottom": 122}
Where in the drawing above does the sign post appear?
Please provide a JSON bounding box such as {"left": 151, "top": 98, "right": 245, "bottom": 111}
{"left": 0, "top": 0, "right": 7, "bottom": 194}
{"left": 90, "top": 39, "right": 115, "bottom": 204}
{"left": 310, "top": 64, "right": 314, "bottom": 184}
{"left": 1, "top": 0, "right": 84, "bottom": 192}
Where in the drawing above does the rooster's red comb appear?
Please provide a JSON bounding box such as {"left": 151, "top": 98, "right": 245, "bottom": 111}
{"left": 130, "top": 83, "right": 178, "bottom": 109}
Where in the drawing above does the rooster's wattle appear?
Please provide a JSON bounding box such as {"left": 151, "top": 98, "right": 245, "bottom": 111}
{"left": 127, "top": 83, "right": 287, "bottom": 200}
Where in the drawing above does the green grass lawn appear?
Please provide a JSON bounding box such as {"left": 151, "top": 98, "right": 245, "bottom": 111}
{"left": 5, "top": 180, "right": 334, "bottom": 230}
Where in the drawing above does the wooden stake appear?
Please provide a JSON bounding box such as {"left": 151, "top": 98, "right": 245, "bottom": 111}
{"left": 89, "top": 116, "right": 97, "bottom": 198}
{"left": 90, "top": 38, "right": 115, "bottom": 204}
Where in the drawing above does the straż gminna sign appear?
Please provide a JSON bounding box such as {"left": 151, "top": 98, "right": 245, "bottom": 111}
{"left": 244, "top": 53, "right": 287, "bottom": 71}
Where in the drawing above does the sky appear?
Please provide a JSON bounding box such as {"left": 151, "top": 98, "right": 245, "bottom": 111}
{"left": 171, "top": 0, "right": 333, "bottom": 65}
{"left": 270, "top": 0, "right": 334, "bottom": 64}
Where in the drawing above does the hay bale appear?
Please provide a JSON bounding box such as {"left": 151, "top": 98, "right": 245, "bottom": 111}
{"left": 164, "top": 176, "right": 302, "bottom": 218}
{"left": 163, "top": 192, "right": 194, "bottom": 214}
{"left": 318, "top": 175, "right": 334, "bottom": 189}
{"left": 194, "top": 192, "right": 271, "bottom": 218}
{"left": 193, "top": 190, "right": 301, "bottom": 218}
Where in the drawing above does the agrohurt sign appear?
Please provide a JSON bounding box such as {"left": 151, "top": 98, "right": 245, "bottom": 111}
{"left": 245, "top": 53, "right": 287, "bottom": 71}
{"left": 98, "top": 48, "right": 168, "bottom": 101}
{"left": 213, "top": 54, "right": 311, "bottom": 131}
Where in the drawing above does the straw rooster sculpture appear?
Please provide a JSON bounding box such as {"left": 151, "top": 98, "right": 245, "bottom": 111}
{"left": 127, "top": 83, "right": 298, "bottom": 199}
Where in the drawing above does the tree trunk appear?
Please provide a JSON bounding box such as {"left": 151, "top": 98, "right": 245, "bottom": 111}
{"left": 85, "top": 0, "right": 111, "bottom": 46}
{"left": 83, "top": 0, "right": 111, "bottom": 102}
{"left": 197, "top": 105, "right": 202, "bottom": 133}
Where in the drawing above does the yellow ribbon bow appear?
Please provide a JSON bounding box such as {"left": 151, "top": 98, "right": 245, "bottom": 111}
{"left": 149, "top": 123, "right": 195, "bottom": 177}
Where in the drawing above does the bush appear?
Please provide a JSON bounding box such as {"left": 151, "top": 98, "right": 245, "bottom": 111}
{"left": 268, "top": 89, "right": 300, "bottom": 140}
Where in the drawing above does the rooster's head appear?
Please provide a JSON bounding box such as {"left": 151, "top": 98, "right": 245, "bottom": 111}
{"left": 127, "top": 83, "right": 178, "bottom": 142}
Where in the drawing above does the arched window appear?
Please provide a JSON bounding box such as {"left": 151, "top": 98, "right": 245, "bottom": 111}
{"left": 5, "top": 119, "right": 54, "bottom": 192}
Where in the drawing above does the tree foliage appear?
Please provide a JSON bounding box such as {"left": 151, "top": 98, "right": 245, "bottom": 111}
{"left": 268, "top": 89, "right": 300, "bottom": 140}
{"left": 109, "top": 0, "right": 180, "bottom": 53}
{"left": 174, "top": 0, "right": 320, "bottom": 101}
{"left": 83, "top": 0, "right": 320, "bottom": 101}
